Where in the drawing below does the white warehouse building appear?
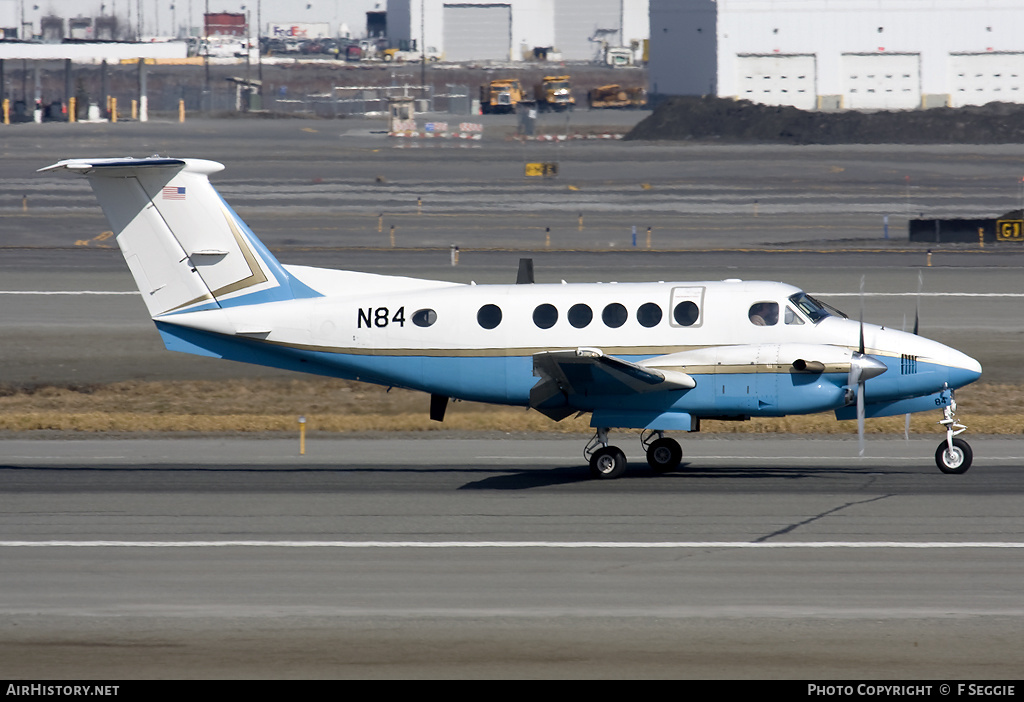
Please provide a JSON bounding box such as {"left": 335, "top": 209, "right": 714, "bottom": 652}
{"left": 387, "top": 0, "right": 649, "bottom": 63}
{"left": 650, "top": 0, "right": 1024, "bottom": 111}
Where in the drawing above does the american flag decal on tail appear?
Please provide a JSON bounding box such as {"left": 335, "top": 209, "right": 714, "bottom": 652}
{"left": 162, "top": 186, "right": 186, "bottom": 200}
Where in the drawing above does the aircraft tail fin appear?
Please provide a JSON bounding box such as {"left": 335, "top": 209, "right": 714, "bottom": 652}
{"left": 40, "top": 157, "right": 318, "bottom": 317}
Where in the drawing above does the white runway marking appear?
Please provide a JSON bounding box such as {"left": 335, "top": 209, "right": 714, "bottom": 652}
{"left": 0, "top": 290, "right": 136, "bottom": 295}
{"left": 817, "top": 292, "right": 1024, "bottom": 298}
{"left": 4, "top": 290, "right": 1023, "bottom": 298}
{"left": 2, "top": 540, "right": 1024, "bottom": 549}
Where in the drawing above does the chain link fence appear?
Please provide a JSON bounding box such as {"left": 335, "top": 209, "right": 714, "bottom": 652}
{"left": 108, "top": 78, "right": 471, "bottom": 117}
{"left": 0, "top": 60, "right": 473, "bottom": 119}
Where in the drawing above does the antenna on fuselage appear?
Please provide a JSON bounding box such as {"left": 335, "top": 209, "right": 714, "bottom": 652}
{"left": 516, "top": 258, "right": 535, "bottom": 284}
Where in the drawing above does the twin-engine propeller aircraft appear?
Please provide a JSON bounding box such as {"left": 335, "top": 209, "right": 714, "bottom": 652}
{"left": 41, "top": 156, "right": 983, "bottom": 478}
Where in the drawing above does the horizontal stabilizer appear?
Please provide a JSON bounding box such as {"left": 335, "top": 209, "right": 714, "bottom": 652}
{"left": 38, "top": 157, "right": 189, "bottom": 175}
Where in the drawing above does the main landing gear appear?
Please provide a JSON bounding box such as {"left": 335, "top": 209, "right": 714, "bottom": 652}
{"left": 935, "top": 395, "right": 973, "bottom": 474}
{"left": 584, "top": 428, "right": 682, "bottom": 479}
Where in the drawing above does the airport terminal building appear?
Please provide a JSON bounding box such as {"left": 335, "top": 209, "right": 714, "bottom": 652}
{"left": 649, "top": 0, "right": 1024, "bottom": 110}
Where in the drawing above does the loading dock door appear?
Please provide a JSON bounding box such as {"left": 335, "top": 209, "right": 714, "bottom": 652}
{"left": 842, "top": 53, "right": 921, "bottom": 110}
{"left": 736, "top": 55, "right": 817, "bottom": 110}
{"left": 554, "top": 0, "right": 623, "bottom": 62}
{"left": 443, "top": 3, "right": 511, "bottom": 63}
{"left": 949, "top": 53, "right": 1024, "bottom": 107}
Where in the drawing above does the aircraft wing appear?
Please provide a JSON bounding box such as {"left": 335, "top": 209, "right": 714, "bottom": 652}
{"left": 531, "top": 347, "right": 695, "bottom": 419}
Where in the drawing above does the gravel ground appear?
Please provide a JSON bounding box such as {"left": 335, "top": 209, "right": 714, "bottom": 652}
{"left": 628, "top": 95, "right": 1024, "bottom": 144}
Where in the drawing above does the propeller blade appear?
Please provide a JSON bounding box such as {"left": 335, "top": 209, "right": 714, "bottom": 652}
{"left": 847, "top": 363, "right": 861, "bottom": 392}
{"left": 846, "top": 359, "right": 861, "bottom": 405}
{"left": 857, "top": 382, "right": 866, "bottom": 457}
{"left": 858, "top": 275, "right": 866, "bottom": 354}
{"left": 847, "top": 278, "right": 883, "bottom": 458}
{"left": 913, "top": 270, "right": 922, "bottom": 335}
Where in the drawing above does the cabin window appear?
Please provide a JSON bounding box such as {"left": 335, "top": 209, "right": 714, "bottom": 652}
{"left": 533, "top": 303, "right": 558, "bottom": 329}
{"left": 673, "top": 300, "right": 699, "bottom": 326}
{"left": 637, "top": 302, "right": 663, "bottom": 328}
{"left": 784, "top": 306, "right": 804, "bottom": 325}
{"left": 568, "top": 303, "right": 593, "bottom": 328}
{"left": 602, "top": 302, "right": 627, "bottom": 328}
{"left": 412, "top": 309, "right": 437, "bottom": 327}
{"left": 477, "top": 304, "right": 502, "bottom": 329}
{"left": 789, "top": 292, "right": 833, "bottom": 322}
{"left": 670, "top": 286, "right": 704, "bottom": 327}
{"left": 748, "top": 301, "right": 779, "bottom": 326}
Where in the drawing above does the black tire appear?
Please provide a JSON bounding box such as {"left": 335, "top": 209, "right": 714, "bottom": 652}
{"left": 646, "top": 437, "right": 682, "bottom": 472}
{"left": 589, "top": 446, "right": 627, "bottom": 479}
{"left": 935, "top": 437, "right": 973, "bottom": 474}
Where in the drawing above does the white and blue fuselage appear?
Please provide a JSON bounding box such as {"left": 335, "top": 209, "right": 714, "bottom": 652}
{"left": 157, "top": 271, "right": 981, "bottom": 425}
{"left": 39, "top": 156, "right": 982, "bottom": 476}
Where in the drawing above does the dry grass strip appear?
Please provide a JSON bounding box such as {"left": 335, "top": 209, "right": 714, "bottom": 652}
{"left": 0, "top": 379, "right": 1018, "bottom": 435}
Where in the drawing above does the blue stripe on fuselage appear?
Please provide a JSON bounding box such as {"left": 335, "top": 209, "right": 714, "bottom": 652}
{"left": 155, "top": 325, "right": 972, "bottom": 418}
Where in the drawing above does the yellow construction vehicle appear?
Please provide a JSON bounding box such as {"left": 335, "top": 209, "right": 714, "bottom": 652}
{"left": 382, "top": 46, "right": 442, "bottom": 62}
{"left": 534, "top": 75, "right": 575, "bottom": 112}
{"left": 587, "top": 84, "right": 647, "bottom": 109}
{"left": 480, "top": 78, "right": 524, "bottom": 114}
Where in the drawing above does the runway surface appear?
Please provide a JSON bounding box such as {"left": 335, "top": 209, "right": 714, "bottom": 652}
{"left": 3, "top": 436, "right": 1024, "bottom": 678}
{"left": 2, "top": 118, "right": 1024, "bottom": 678}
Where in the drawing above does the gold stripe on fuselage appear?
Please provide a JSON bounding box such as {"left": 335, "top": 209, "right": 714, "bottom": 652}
{"left": 243, "top": 337, "right": 898, "bottom": 372}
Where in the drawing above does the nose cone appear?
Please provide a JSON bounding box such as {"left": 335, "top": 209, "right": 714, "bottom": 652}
{"left": 947, "top": 349, "right": 983, "bottom": 390}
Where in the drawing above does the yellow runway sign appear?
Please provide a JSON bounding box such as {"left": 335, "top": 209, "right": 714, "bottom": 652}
{"left": 525, "top": 162, "right": 558, "bottom": 177}
{"left": 996, "top": 219, "right": 1024, "bottom": 242}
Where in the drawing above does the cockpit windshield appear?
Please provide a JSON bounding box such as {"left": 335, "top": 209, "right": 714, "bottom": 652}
{"left": 788, "top": 292, "right": 842, "bottom": 323}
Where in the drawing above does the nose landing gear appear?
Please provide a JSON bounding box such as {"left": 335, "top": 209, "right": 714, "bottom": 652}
{"left": 935, "top": 394, "right": 972, "bottom": 474}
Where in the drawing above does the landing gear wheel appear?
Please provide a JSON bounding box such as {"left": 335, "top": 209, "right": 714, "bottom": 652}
{"left": 646, "top": 437, "right": 682, "bottom": 472}
{"left": 935, "top": 437, "right": 973, "bottom": 474}
{"left": 589, "top": 446, "right": 627, "bottom": 479}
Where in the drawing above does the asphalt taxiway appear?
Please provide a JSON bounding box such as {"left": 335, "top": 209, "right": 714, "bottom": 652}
{"left": 2, "top": 436, "right": 1024, "bottom": 678}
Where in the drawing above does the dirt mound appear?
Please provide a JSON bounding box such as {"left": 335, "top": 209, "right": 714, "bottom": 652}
{"left": 625, "top": 96, "right": 1024, "bottom": 144}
